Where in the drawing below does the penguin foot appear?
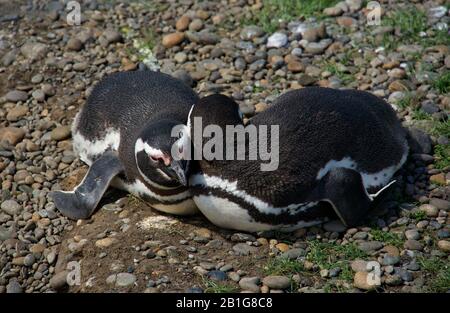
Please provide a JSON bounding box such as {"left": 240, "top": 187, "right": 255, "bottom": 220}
{"left": 51, "top": 151, "right": 123, "bottom": 220}
{"left": 318, "top": 167, "right": 372, "bottom": 227}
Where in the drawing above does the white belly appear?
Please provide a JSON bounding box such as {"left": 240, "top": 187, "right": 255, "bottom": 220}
{"left": 193, "top": 194, "right": 323, "bottom": 232}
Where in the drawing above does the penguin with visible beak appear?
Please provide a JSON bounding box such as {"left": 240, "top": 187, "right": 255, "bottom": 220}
{"left": 52, "top": 70, "right": 199, "bottom": 219}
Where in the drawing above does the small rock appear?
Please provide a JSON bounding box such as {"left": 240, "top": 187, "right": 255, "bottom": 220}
{"left": 207, "top": 270, "right": 227, "bottom": 282}
{"left": 67, "top": 38, "right": 83, "bottom": 51}
{"left": 95, "top": 237, "right": 117, "bottom": 248}
{"left": 51, "top": 126, "right": 71, "bottom": 141}
{"left": 381, "top": 254, "right": 400, "bottom": 266}
{"left": 240, "top": 26, "right": 265, "bottom": 40}
{"left": 115, "top": 273, "right": 136, "bottom": 287}
{"left": 103, "top": 29, "right": 123, "bottom": 44}
{"left": 6, "top": 280, "right": 23, "bottom": 293}
{"left": 5, "top": 90, "right": 28, "bottom": 102}
{"left": 1, "top": 200, "right": 22, "bottom": 215}
{"left": 429, "top": 198, "right": 450, "bottom": 211}
{"left": 267, "top": 32, "right": 288, "bottom": 48}
{"left": 404, "top": 239, "right": 423, "bottom": 251}
{"left": 275, "top": 243, "right": 289, "bottom": 252}
{"left": 262, "top": 276, "right": 290, "bottom": 289}
{"left": 20, "top": 41, "right": 47, "bottom": 61}
{"left": 239, "top": 277, "right": 260, "bottom": 292}
{"left": 232, "top": 243, "right": 257, "bottom": 255}
{"left": 162, "top": 32, "right": 185, "bottom": 48}
{"left": 405, "top": 229, "right": 420, "bottom": 240}
{"left": 280, "top": 248, "right": 305, "bottom": 259}
{"left": 231, "top": 233, "right": 256, "bottom": 242}
{"left": 437, "top": 240, "right": 450, "bottom": 252}
{"left": 358, "top": 241, "right": 383, "bottom": 252}
{"left": 176, "top": 15, "right": 190, "bottom": 31}
{"left": 419, "top": 204, "right": 439, "bottom": 217}
{"left": 354, "top": 271, "right": 378, "bottom": 290}
{"left": 50, "top": 271, "right": 68, "bottom": 290}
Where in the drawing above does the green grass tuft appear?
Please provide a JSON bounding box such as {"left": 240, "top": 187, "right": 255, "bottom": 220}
{"left": 264, "top": 257, "right": 304, "bottom": 276}
{"left": 202, "top": 278, "right": 238, "bottom": 293}
{"left": 408, "top": 210, "right": 427, "bottom": 221}
{"left": 418, "top": 257, "right": 450, "bottom": 293}
{"left": 433, "top": 71, "right": 450, "bottom": 95}
{"left": 369, "top": 229, "right": 404, "bottom": 247}
{"left": 381, "top": 7, "right": 449, "bottom": 49}
{"left": 245, "top": 0, "right": 339, "bottom": 33}
{"left": 434, "top": 144, "right": 450, "bottom": 170}
{"left": 306, "top": 241, "right": 366, "bottom": 282}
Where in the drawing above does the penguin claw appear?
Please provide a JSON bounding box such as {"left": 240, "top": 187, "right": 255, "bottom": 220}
{"left": 51, "top": 190, "right": 96, "bottom": 220}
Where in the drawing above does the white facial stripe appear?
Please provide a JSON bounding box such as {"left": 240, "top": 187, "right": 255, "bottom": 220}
{"left": 186, "top": 103, "right": 195, "bottom": 133}
{"left": 190, "top": 174, "right": 317, "bottom": 215}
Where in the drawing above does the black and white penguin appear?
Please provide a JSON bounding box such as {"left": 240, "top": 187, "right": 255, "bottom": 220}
{"left": 51, "top": 70, "right": 199, "bottom": 220}
{"left": 187, "top": 87, "right": 409, "bottom": 232}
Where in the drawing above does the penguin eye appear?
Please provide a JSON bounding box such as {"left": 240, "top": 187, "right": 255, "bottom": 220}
{"left": 179, "top": 131, "right": 183, "bottom": 139}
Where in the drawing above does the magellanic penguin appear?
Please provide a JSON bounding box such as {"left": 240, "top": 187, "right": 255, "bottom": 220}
{"left": 187, "top": 87, "right": 409, "bottom": 232}
{"left": 51, "top": 70, "right": 199, "bottom": 220}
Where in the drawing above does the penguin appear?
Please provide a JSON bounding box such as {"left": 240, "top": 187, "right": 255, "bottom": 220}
{"left": 51, "top": 70, "right": 199, "bottom": 220}
{"left": 186, "top": 87, "right": 409, "bottom": 232}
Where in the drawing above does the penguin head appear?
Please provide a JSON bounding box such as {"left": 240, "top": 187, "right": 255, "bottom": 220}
{"left": 135, "top": 119, "right": 190, "bottom": 188}
{"left": 188, "top": 94, "right": 242, "bottom": 128}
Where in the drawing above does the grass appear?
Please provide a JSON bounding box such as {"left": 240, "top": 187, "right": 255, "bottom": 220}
{"left": 433, "top": 71, "right": 450, "bottom": 95}
{"left": 434, "top": 144, "right": 450, "bottom": 170}
{"left": 264, "top": 257, "right": 305, "bottom": 276}
{"left": 408, "top": 210, "right": 427, "bottom": 222}
{"left": 244, "top": 0, "right": 339, "bottom": 33}
{"left": 324, "top": 61, "right": 354, "bottom": 85}
{"left": 380, "top": 7, "right": 449, "bottom": 50}
{"left": 306, "top": 241, "right": 366, "bottom": 282}
{"left": 418, "top": 257, "right": 450, "bottom": 293}
{"left": 369, "top": 229, "right": 404, "bottom": 247}
{"left": 202, "top": 278, "right": 238, "bottom": 293}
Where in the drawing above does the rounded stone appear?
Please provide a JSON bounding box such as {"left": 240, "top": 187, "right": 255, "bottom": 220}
{"left": 115, "top": 273, "right": 136, "bottom": 287}
{"left": 51, "top": 126, "right": 71, "bottom": 141}
{"left": 262, "top": 276, "right": 290, "bottom": 289}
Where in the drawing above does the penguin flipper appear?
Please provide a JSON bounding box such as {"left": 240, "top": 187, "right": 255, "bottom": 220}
{"left": 318, "top": 167, "right": 372, "bottom": 227}
{"left": 51, "top": 151, "right": 123, "bottom": 220}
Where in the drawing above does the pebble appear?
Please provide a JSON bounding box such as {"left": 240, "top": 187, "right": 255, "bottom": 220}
{"left": 267, "top": 33, "right": 288, "bottom": 48}
{"left": 353, "top": 272, "right": 378, "bottom": 290}
{"left": 239, "top": 277, "right": 260, "bottom": 292}
{"left": 95, "top": 237, "right": 117, "bottom": 248}
{"left": 419, "top": 204, "right": 439, "bottom": 217}
{"left": 162, "top": 32, "right": 185, "bottom": 48}
{"left": 67, "top": 38, "right": 83, "bottom": 51}
{"left": 280, "top": 248, "right": 305, "bottom": 259}
{"left": 232, "top": 243, "right": 257, "bottom": 255}
{"left": 115, "top": 273, "right": 136, "bottom": 287}
{"left": 1, "top": 200, "right": 22, "bottom": 215}
{"left": 6, "top": 280, "right": 23, "bottom": 293}
{"left": 437, "top": 240, "right": 450, "bottom": 252}
{"left": 429, "top": 199, "right": 450, "bottom": 211}
{"left": 207, "top": 270, "right": 227, "bottom": 282}
{"left": 358, "top": 241, "right": 383, "bottom": 252}
{"left": 405, "top": 229, "right": 420, "bottom": 240}
{"left": 262, "top": 276, "right": 290, "bottom": 289}
{"left": 231, "top": 233, "right": 256, "bottom": 242}
{"left": 51, "top": 126, "right": 71, "bottom": 141}
{"left": 5, "top": 90, "right": 28, "bottom": 102}
{"left": 404, "top": 240, "right": 424, "bottom": 251}
{"left": 240, "top": 26, "right": 265, "bottom": 40}
{"left": 50, "top": 271, "right": 68, "bottom": 290}
{"left": 176, "top": 15, "right": 190, "bottom": 31}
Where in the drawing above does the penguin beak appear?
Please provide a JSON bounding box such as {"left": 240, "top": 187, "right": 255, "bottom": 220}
{"left": 170, "top": 160, "right": 188, "bottom": 186}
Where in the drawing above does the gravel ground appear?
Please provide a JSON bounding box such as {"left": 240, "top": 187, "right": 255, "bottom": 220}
{"left": 0, "top": 0, "right": 449, "bottom": 293}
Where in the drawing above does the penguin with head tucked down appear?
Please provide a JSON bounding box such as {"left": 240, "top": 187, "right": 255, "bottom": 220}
{"left": 51, "top": 70, "right": 199, "bottom": 219}
{"left": 186, "top": 87, "right": 409, "bottom": 232}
